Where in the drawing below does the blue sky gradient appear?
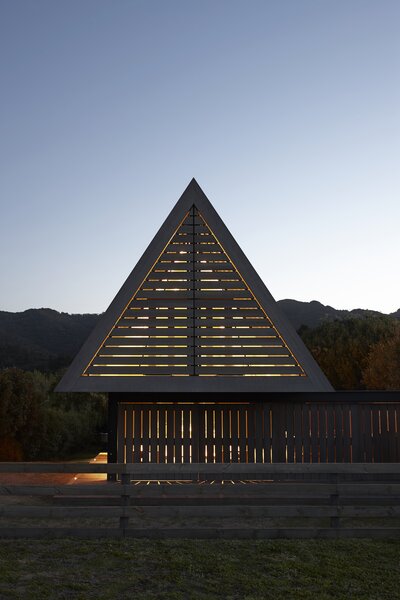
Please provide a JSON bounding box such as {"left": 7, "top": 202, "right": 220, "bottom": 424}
{"left": 0, "top": 0, "right": 399, "bottom": 313}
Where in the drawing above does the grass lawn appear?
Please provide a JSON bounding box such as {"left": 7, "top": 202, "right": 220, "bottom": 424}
{"left": 0, "top": 539, "right": 399, "bottom": 599}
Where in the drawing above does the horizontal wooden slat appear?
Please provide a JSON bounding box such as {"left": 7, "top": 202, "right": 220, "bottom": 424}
{"left": 194, "top": 299, "right": 255, "bottom": 307}
{"left": 140, "top": 282, "right": 194, "bottom": 290}
{"left": 93, "top": 357, "right": 190, "bottom": 366}
{"left": 135, "top": 291, "right": 194, "bottom": 299}
{"left": 114, "top": 326, "right": 276, "bottom": 337}
{"left": 86, "top": 366, "right": 191, "bottom": 375}
{"left": 114, "top": 327, "right": 193, "bottom": 336}
{"left": 97, "top": 354, "right": 293, "bottom": 364}
{"left": 195, "top": 346, "right": 289, "bottom": 356}
{"left": 194, "top": 309, "right": 264, "bottom": 318}
{"left": 135, "top": 291, "right": 253, "bottom": 299}
{"left": 162, "top": 243, "right": 223, "bottom": 253}
{"left": 104, "top": 339, "right": 285, "bottom": 349}
{"left": 105, "top": 338, "right": 191, "bottom": 347}
{"left": 117, "top": 318, "right": 192, "bottom": 327}
{"left": 129, "top": 299, "right": 194, "bottom": 308}
{"left": 195, "top": 318, "right": 272, "bottom": 327}
{"left": 99, "top": 347, "right": 191, "bottom": 356}
{"left": 195, "top": 357, "right": 298, "bottom": 366}
{"left": 126, "top": 308, "right": 191, "bottom": 317}
{"left": 170, "top": 233, "right": 216, "bottom": 243}
{"left": 196, "top": 366, "right": 302, "bottom": 375}
{"left": 140, "top": 282, "right": 247, "bottom": 291}
{"left": 145, "top": 274, "right": 194, "bottom": 281}
{"left": 196, "top": 328, "right": 278, "bottom": 337}
{"left": 117, "top": 317, "right": 271, "bottom": 327}
{"left": 197, "top": 338, "right": 286, "bottom": 347}
{"left": 178, "top": 224, "right": 210, "bottom": 234}
{"left": 146, "top": 274, "right": 241, "bottom": 282}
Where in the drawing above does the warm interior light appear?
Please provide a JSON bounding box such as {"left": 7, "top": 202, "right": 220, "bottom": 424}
{"left": 83, "top": 206, "right": 305, "bottom": 379}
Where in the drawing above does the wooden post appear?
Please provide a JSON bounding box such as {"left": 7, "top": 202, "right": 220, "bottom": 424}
{"left": 107, "top": 394, "right": 118, "bottom": 482}
{"left": 119, "top": 471, "right": 130, "bottom": 536}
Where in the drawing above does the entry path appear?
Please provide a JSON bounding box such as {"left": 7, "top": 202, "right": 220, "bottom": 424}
{"left": 0, "top": 452, "right": 108, "bottom": 489}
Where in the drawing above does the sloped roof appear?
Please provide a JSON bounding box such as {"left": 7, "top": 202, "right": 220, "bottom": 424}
{"left": 56, "top": 179, "right": 333, "bottom": 392}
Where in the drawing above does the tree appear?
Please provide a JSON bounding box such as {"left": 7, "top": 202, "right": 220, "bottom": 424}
{"left": 299, "top": 317, "right": 397, "bottom": 389}
{"left": 362, "top": 326, "right": 400, "bottom": 390}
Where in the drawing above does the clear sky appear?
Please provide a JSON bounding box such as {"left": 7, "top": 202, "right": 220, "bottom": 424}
{"left": 0, "top": 0, "right": 399, "bottom": 315}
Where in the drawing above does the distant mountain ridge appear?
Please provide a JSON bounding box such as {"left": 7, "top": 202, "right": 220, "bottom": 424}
{"left": 0, "top": 301, "right": 398, "bottom": 371}
{"left": 278, "top": 299, "right": 400, "bottom": 330}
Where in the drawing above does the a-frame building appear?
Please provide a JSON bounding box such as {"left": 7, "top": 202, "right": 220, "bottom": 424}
{"left": 57, "top": 179, "right": 333, "bottom": 464}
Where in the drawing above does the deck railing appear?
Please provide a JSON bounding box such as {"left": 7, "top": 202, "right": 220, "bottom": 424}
{"left": 0, "top": 462, "right": 400, "bottom": 539}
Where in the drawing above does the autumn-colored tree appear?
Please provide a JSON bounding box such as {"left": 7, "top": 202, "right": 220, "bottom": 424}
{"left": 299, "top": 317, "right": 397, "bottom": 389}
{"left": 362, "top": 326, "right": 400, "bottom": 390}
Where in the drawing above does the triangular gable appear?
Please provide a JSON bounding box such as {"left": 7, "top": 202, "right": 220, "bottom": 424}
{"left": 57, "top": 179, "right": 333, "bottom": 392}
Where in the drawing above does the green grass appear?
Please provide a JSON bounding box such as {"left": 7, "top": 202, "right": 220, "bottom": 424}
{"left": 0, "top": 539, "right": 399, "bottom": 599}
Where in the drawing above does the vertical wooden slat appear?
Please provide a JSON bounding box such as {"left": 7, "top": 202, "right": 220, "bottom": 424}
{"left": 150, "top": 408, "right": 157, "bottom": 463}
{"left": 302, "top": 405, "right": 311, "bottom": 463}
{"left": 285, "top": 403, "right": 294, "bottom": 463}
{"left": 262, "top": 403, "right": 272, "bottom": 463}
{"left": 335, "top": 404, "right": 343, "bottom": 463}
{"left": 372, "top": 407, "right": 380, "bottom": 463}
{"left": 183, "top": 407, "right": 191, "bottom": 463}
{"left": 326, "top": 404, "right": 335, "bottom": 463}
{"left": 206, "top": 408, "right": 214, "bottom": 463}
{"left": 247, "top": 408, "right": 255, "bottom": 463}
{"left": 342, "top": 404, "right": 351, "bottom": 463}
{"left": 310, "top": 404, "right": 318, "bottom": 463}
{"left": 230, "top": 407, "right": 239, "bottom": 462}
{"left": 388, "top": 405, "right": 396, "bottom": 463}
{"left": 158, "top": 408, "right": 166, "bottom": 464}
{"left": 255, "top": 404, "right": 263, "bottom": 463}
{"left": 222, "top": 408, "right": 230, "bottom": 463}
{"left": 117, "top": 405, "right": 126, "bottom": 464}
{"left": 383, "top": 405, "right": 391, "bottom": 462}
{"left": 142, "top": 407, "right": 149, "bottom": 463}
{"left": 351, "top": 404, "right": 362, "bottom": 463}
{"left": 239, "top": 408, "right": 247, "bottom": 463}
{"left": 167, "top": 408, "right": 174, "bottom": 463}
{"left": 318, "top": 404, "right": 327, "bottom": 463}
{"left": 125, "top": 405, "right": 133, "bottom": 464}
{"left": 294, "top": 403, "right": 303, "bottom": 464}
{"left": 174, "top": 407, "right": 183, "bottom": 464}
{"left": 363, "top": 405, "right": 372, "bottom": 463}
{"left": 133, "top": 407, "right": 141, "bottom": 463}
{"left": 214, "top": 407, "right": 222, "bottom": 463}
{"left": 192, "top": 405, "right": 200, "bottom": 463}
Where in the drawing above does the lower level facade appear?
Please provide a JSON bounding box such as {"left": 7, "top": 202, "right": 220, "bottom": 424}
{"left": 108, "top": 392, "right": 400, "bottom": 465}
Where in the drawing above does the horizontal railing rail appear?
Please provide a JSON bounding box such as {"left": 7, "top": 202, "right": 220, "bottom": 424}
{"left": 1, "top": 462, "right": 400, "bottom": 474}
{"left": 0, "top": 462, "right": 399, "bottom": 539}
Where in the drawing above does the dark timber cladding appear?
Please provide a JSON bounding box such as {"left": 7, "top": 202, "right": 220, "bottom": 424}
{"left": 56, "top": 179, "right": 332, "bottom": 393}
{"left": 115, "top": 394, "right": 400, "bottom": 464}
